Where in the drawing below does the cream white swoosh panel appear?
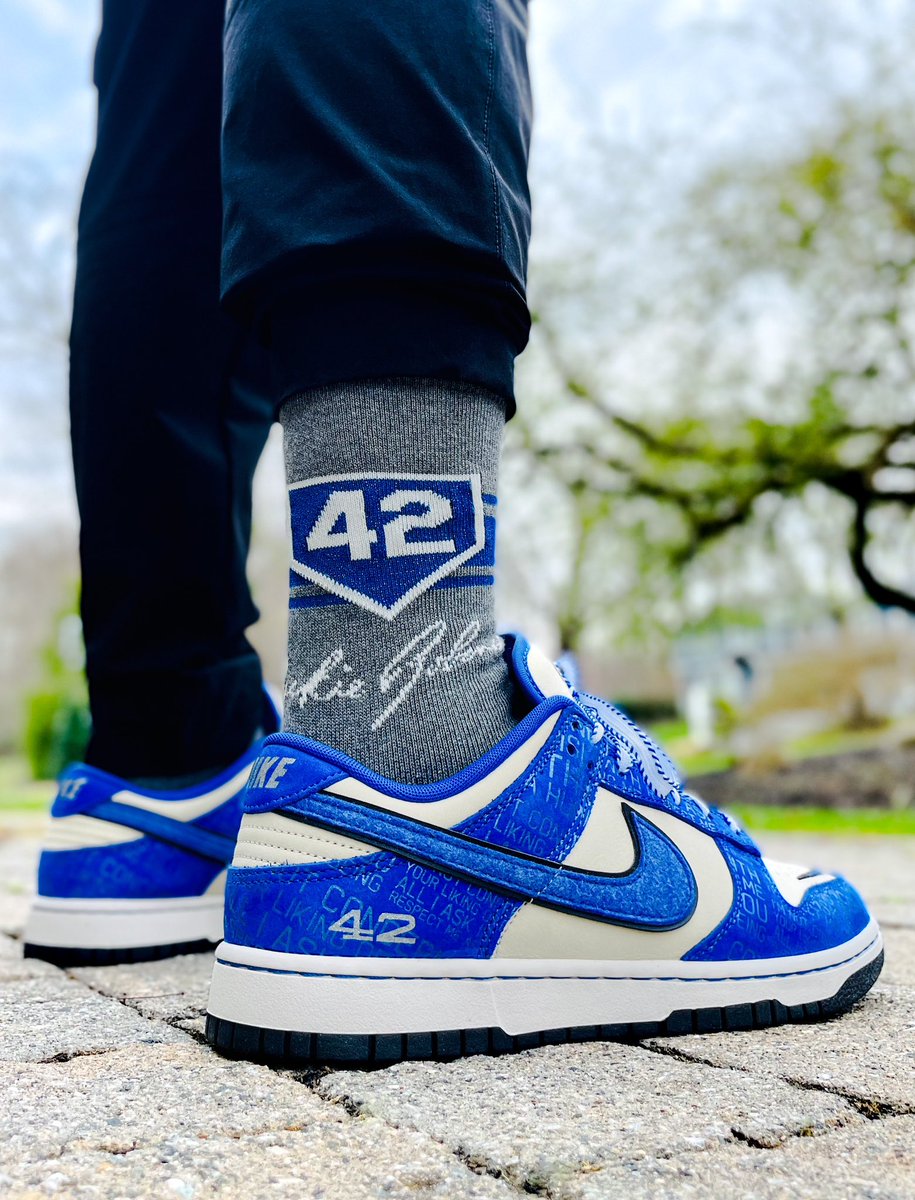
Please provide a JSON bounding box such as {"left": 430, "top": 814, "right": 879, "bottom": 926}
{"left": 44, "top": 815, "right": 144, "bottom": 850}
{"left": 562, "top": 787, "right": 639, "bottom": 874}
{"left": 238, "top": 711, "right": 562, "bottom": 867}
{"left": 110, "top": 765, "right": 252, "bottom": 820}
{"left": 232, "top": 812, "right": 376, "bottom": 867}
{"left": 494, "top": 801, "right": 734, "bottom": 961}
{"left": 324, "top": 712, "right": 561, "bottom": 827}
{"left": 763, "top": 857, "right": 834, "bottom": 906}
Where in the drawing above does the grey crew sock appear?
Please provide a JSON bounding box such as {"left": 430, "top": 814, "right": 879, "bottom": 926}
{"left": 281, "top": 377, "right": 517, "bottom": 784}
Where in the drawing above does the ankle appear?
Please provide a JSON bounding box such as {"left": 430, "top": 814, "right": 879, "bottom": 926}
{"left": 281, "top": 377, "right": 516, "bottom": 783}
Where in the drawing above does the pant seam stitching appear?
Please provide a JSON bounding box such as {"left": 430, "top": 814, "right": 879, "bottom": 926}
{"left": 481, "top": 0, "right": 504, "bottom": 264}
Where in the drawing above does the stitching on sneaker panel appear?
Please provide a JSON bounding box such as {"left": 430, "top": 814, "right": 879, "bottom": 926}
{"left": 229, "top": 857, "right": 389, "bottom": 888}
{"left": 235, "top": 844, "right": 349, "bottom": 865}
{"left": 239, "top": 823, "right": 369, "bottom": 858}
{"left": 244, "top": 767, "right": 347, "bottom": 815}
{"left": 219, "top": 931, "right": 881, "bottom": 984}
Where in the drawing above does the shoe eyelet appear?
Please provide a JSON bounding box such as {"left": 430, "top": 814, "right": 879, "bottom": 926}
{"left": 567, "top": 742, "right": 577, "bottom": 755}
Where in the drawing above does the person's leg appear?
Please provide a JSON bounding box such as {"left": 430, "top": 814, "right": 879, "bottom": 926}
{"left": 221, "top": 0, "right": 533, "bottom": 782}
{"left": 71, "top": 0, "right": 274, "bottom": 781}
{"left": 206, "top": 0, "right": 884, "bottom": 1063}
{"left": 25, "top": 0, "right": 279, "bottom": 965}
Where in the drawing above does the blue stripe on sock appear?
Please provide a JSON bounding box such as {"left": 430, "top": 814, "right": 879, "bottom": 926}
{"left": 290, "top": 593, "right": 344, "bottom": 610}
{"left": 459, "top": 514, "right": 496, "bottom": 567}
{"left": 433, "top": 575, "right": 495, "bottom": 590}
{"left": 289, "top": 497, "right": 497, "bottom": 607}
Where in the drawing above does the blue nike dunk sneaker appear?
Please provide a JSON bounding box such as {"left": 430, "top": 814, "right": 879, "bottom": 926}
{"left": 23, "top": 690, "right": 280, "bottom": 967}
{"left": 205, "top": 639, "right": 883, "bottom": 1064}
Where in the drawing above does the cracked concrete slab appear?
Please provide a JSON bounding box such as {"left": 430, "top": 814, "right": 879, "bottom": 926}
{"left": 319, "top": 1041, "right": 861, "bottom": 1194}
{"left": 0, "top": 1043, "right": 336, "bottom": 1164}
{"left": 1, "top": 829, "right": 912, "bottom": 1198}
{"left": 0, "top": 973, "right": 187, "bottom": 1063}
{"left": 0, "top": 932, "right": 60, "bottom": 983}
{"left": 72, "top": 951, "right": 214, "bottom": 1023}
{"left": 0, "top": 1126, "right": 516, "bottom": 1200}
{"left": 558, "top": 1114, "right": 915, "bottom": 1200}
{"left": 645, "top": 982, "right": 915, "bottom": 1111}
{"left": 0, "top": 1046, "right": 513, "bottom": 1200}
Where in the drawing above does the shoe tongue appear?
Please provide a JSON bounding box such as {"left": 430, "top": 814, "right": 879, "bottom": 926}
{"left": 510, "top": 636, "right": 574, "bottom": 704}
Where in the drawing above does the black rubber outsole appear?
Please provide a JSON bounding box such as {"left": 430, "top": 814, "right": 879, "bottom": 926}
{"left": 205, "top": 948, "right": 883, "bottom": 1068}
{"left": 22, "top": 938, "right": 217, "bottom": 968}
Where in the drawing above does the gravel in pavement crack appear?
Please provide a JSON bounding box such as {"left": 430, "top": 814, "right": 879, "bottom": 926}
{"left": 729, "top": 1122, "right": 824, "bottom": 1150}
{"left": 637, "top": 1038, "right": 735, "bottom": 1073}
{"left": 453, "top": 1147, "right": 552, "bottom": 1196}
{"left": 35, "top": 1047, "right": 119, "bottom": 1065}
{"left": 783, "top": 1078, "right": 915, "bottom": 1120}
{"left": 298, "top": 1073, "right": 552, "bottom": 1195}
{"left": 641, "top": 1038, "right": 915, "bottom": 1125}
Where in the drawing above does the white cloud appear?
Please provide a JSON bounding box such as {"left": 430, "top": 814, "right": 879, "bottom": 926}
{"left": 8, "top": 0, "right": 94, "bottom": 44}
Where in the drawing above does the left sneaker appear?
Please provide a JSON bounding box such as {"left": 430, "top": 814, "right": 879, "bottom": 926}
{"left": 205, "top": 637, "right": 882, "bottom": 1064}
{"left": 23, "top": 691, "right": 280, "bottom": 966}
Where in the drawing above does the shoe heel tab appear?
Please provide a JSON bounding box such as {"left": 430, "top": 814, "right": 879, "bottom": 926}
{"left": 49, "top": 764, "right": 111, "bottom": 817}
{"left": 244, "top": 742, "right": 347, "bottom": 814}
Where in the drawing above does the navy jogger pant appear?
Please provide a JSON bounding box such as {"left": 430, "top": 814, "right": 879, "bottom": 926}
{"left": 71, "top": 0, "right": 532, "bottom": 776}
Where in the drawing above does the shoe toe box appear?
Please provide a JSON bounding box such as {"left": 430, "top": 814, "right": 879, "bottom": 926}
{"left": 685, "top": 847, "right": 875, "bottom": 962}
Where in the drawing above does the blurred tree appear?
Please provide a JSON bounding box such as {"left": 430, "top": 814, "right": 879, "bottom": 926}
{"left": 23, "top": 586, "right": 90, "bottom": 780}
{"left": 0, "top": 157, "right": 71, "bottom": 357}
{"left": 517, "top": 8, "right": 915, "bottom": 649}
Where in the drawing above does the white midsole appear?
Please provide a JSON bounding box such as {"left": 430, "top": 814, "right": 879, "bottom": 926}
{"left": 24, "top": 895, "right": 225, "bottom": 950}
{"left": 207, "top": 921, "right": 882, "bottom": 1037}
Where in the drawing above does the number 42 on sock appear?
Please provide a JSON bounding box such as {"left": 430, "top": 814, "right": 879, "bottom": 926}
{"left": 288, "top": 473, "right": 489, "bottom": 620}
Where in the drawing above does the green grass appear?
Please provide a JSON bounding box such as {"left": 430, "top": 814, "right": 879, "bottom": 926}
{"left": 648, "top": 714, "right": 915, "bottom": 779}
{"left": 0, "top": 756, "right": 54, "bottom": 812}
{"left": 1, "top": 755, "right": 913, "bottom": 837}
{"left": 731, "top": 804, "right": 915, "bottom": 836}
{"left": 676, "top": 749, "right": 738, "bottom": 776}
{"left": 640, "top": 718, "right": 689, "bottom": 744}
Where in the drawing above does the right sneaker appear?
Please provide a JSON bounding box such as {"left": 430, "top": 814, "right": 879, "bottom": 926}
{"left": 206, "top": 637, "right": 883, "bottom": 1064}
{"left": 23, "top": 690, "right": 280, "bottom": 967}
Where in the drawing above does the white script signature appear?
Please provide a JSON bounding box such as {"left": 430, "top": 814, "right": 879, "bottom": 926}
{"left": 288, "top": 621, "right": 502, "bottom": 731}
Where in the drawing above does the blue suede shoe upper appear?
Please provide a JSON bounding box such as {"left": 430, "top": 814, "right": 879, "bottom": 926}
{"left": 224, "top": 638, "right": 873, "bottom": 963}
{"left": 37, "top": 690, "right": 280, "bottom": 902}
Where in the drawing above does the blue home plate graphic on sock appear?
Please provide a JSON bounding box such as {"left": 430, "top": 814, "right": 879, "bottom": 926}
{"left": 289, "top": 473, "right": 488, "bottom": 619}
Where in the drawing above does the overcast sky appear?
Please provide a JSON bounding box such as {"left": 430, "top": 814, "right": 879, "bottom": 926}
{"left": 0, "top": 0, "right": 891, "bottom": 543}
{"left": 0, "top": 0, "right": 693, "bottom": 540}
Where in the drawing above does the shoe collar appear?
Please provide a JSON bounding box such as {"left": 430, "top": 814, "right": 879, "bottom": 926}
{"left": 258, "top": 634, "right": 585, "bottom": 803}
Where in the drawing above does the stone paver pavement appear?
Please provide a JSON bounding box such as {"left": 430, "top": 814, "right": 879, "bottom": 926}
{"left": 0, "top": 827, "right": 912, "bottom": 1199}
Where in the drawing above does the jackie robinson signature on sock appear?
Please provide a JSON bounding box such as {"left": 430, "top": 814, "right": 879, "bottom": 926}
{"left": 287, "top": 621, "right": 504, "bottom": 731}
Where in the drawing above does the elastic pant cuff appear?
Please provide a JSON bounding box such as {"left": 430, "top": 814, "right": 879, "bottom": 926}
{"left": 84, "top": 655, "right": 264, "bottom": 779}
{"left": 269, "top": 281, "right": 522, "bottom": 416}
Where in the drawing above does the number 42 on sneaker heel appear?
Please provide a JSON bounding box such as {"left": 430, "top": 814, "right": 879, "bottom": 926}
{"left": 205, "top": 638, "right": 882, "bottom": 1064}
